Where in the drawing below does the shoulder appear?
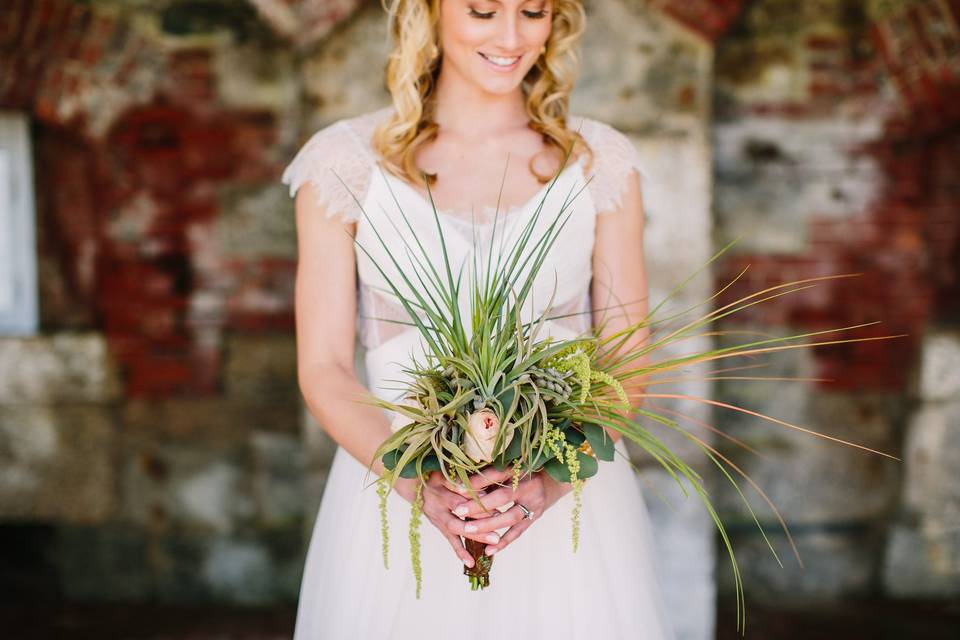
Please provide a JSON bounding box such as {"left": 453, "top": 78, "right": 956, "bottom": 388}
{"left": 568, "top": 114, "right": 634, "bottom": 155}
{"left": 280, "top": 106, "right": 394, "bottom": 222}
{"left": 568, "top": 113, "right": 642, "bottom": 171}
{"left": 283, "top": 105, "right": 392, "bottom": 176}
{"left": 567, "top": 114, "right": 645, "bottom": 215}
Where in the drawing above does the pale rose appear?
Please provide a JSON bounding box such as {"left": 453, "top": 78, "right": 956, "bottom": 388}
{"left": 464, "top": 408, "right": 500, "bottom": 463}
{"left": 389, "top": 396, "right": 421, "bottom": 433}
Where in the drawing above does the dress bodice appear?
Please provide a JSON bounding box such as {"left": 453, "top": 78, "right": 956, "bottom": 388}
{"left": 281, "top": 106, "right": 645, "bottom": 363}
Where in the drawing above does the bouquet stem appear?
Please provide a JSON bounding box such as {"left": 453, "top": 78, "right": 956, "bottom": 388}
{"left": 462, "top": 518, "right": 494, "bottom": 590}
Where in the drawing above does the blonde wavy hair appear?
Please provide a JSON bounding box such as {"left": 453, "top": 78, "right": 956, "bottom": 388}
{"left": 372, "top": 0, "right": 594, "bottom": 189}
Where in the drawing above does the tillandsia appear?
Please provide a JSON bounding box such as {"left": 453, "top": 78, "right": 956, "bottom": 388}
{"left": 335, "top": 135, "right": 904, "bottom": 633}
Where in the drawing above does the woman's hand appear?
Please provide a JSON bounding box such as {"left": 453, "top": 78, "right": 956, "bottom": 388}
{"left": 445, "top": 467, "right": 574, "bottom": 557}
{"left": 392, "top": 472, "right": 495, "bottom": 568}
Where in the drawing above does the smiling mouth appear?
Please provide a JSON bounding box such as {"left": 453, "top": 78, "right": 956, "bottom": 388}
{"left": 478, "top": 52, "right": 522, "bottom": 67}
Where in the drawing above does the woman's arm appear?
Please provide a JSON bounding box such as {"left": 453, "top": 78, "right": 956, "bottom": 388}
{"left": 589, "top": 167, "right": 651, "bottom": 444}
{"left": 293, "top": 181, "right": 418, "bottom": 500}
{"left": 294, "top": 180, "right": 503, "bottom": 564}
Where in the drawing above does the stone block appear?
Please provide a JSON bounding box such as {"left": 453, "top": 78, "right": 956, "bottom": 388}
{"left": 120, "top": 441, "right": 255, "bottom": 535}
{"left": 713, "top": 337, "right": 901, "bottom": 524}
{"left": 218, "top": 184, "right": 297, "bottom": 260}
{"left": 223, "top": 334, "right": 298, "bottom": 403}
{"left": 575, "top": 1, "right": 712, "bottom": 130}
{"left": 717, "top": 525, "right": 881, "bottom": 604}
{"left": 202, "top": 537, "right": 275, "bottom": 605}
{"left": 55, "top": 524, "right": 153, "bottom": 602}
{"left": 0, "top": 405, "right": 115, "bottom": 523}
{"left": 300, "top": 2, "right": 392, "bottom": 126}
{"left": 251, "top": 431, "right": 307, "bottom": 529}
{"left": 636, "top": 132, "right": 715, "bottom": 312}
{"left": 883, "top": 522, "right": 960, "bottom": 598}
{"left": 0, "top": 334, "right": 121, "bottom": 403}
{"left": 713, "top": 116, "right": 885, "bottom": 255}
{"left": 901, "top": 401, "right": 960, "bottom": 519}
{"left": 216, "top": 41, "right": 300, "bottom": 112}
{"left": 915, "top": 330, "right": 960, "bottom": 402}
{"left": 121, "top": 397, "right": 300, "bottom": 441}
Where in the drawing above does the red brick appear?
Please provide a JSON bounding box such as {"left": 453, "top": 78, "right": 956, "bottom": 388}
{"left": 651, "top": 0, "right": 745, "bottom": 41}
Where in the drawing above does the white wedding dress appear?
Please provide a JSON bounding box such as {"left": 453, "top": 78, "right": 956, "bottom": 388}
{"left": 282, "top": 106, "right": 675, "bottom": 639}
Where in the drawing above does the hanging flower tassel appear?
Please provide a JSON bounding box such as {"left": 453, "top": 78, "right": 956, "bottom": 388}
{"left": 410, "top": 482, "right": 424, "bottom": 599}
{"left": 511, "top": 457, "right": 523, "bottom": 491}
{"left": 377, "top": 475, "right": 390, "bottom": 569}
{"left": 564, "top": 442, "right": 583, "bottom": 552}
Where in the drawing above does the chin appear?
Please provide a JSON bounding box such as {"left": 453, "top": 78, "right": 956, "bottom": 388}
{"left": 476, "top": 80, "right": 523, "bottom": 96}
{"left": 472, "top": 65, "right": 535, "bottom": 95}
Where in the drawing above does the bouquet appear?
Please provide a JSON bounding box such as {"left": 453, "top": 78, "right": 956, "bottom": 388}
{"left": 337, "top": 141, "right": 903, "bottom": 632}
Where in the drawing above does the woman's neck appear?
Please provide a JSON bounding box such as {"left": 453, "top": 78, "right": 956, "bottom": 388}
{"left": 432, "top": 69, "right": 530, "bottom": 143}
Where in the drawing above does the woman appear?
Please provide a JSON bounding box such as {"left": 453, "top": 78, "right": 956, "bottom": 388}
{"left": 282, "top": 0, "right": 675, "bottom": 637}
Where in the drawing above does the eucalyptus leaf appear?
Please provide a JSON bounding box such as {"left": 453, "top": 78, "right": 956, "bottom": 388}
{"left": 399, "top": 452, "right": 441, "bottom": 479}
{"left": 583, "top": 422, "right": 615, "bottom": 462}
{"left": 382, "top": 447, "right": 405, "bottom": 471}
{"left": 577, "top": 450, "right": 599, "bottom": 479}
{"left": 543, "top": 457, "right": 571, "bottom": 483}
{"left": 564, "top": 427, "right": 586, "bottom": 447}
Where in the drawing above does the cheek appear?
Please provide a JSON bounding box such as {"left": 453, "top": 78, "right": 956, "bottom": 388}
{"left": 441, "top": 13, "right": 485, "bottom": 51}
{"left": 528, "top": 22, "right": 552, "bottom": 48}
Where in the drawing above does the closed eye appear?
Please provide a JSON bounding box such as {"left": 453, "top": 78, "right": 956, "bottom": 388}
{"left": 469, "top": 9, "right": 549, "bottom": 19}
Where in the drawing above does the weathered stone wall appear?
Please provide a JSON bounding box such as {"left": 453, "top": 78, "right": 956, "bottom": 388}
{"left": 3, "top": 0, "right": 955, "bottom": 636}
{"left": 712, "top": 0, "right": 960, "bottom": 611}
{"left": 1, "top": 0, "right": 321, "bottom": 604}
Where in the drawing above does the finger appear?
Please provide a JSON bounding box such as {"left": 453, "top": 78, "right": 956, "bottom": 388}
{"left": 485, "top": 516, "right": 534, "bottom": 557}
{"left": 457, "top": 504, "right": 525, "bottom": 534}
{"left": 441, "top": 477, "right": 488, "bottom": 501}
{"left": 469, "top": 466, "right": 515, "bottom": 491}
{"left": 443, "top": 467, "right": 514, "bottom": 495}
{"left": 442, "top": 512, "right": 503, "bottom": 546}
{"left": 451, "top": 485, "right": 517, "bottom": 518}
{"left": 440, "top": 529, "right": 476, "bottom": 568}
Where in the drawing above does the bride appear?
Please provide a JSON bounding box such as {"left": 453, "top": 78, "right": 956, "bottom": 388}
{"left": 283, "top": 0, "right": 675, "bottom": 637}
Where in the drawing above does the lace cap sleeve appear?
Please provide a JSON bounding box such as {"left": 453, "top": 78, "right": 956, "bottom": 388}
{"left": 576, "top": 117, "right": 646, "bottom": 215}
{"left": 280, "top": 119, "right": 374, "bottom": 224}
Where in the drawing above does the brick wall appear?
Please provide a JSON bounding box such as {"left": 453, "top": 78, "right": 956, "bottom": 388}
{"left": 0, "top": 0, "right": 320, "bottom": 604}
{"left": 712, "top": 0, "right": 960, "bottom": 609}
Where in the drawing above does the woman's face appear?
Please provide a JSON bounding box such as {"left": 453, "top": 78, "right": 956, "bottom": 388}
{"left": 438, "top": 0, "right": 553, "bottom": 95}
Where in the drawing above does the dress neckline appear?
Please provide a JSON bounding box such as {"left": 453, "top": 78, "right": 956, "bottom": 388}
{"left": 372, "top": 155, "right": 585, "bottom": 226}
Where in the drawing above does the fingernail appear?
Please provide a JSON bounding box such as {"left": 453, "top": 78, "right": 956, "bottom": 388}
{"left": 464, "top": 523, "right": 478, "bottom": 533}
{"left": 478, "top": 490, "right": 487, "bottom": 497}
{"left": 486, "top": 547, "right": 498, "bottom": 556}
{"left": 454, "top": 505, "right": 469, "bottom": 517}
{"left": 464, "top": 556, "right": 474, "bottom": 567}
{"left": 486, "top": 533, "right": 500, "bottom": 543}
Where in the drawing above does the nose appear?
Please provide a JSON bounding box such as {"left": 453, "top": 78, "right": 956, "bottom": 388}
{"left": 495, "top": 12, "right": 523, "bottom": 52}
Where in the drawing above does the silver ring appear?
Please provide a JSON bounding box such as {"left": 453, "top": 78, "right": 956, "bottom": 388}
{"left": 517, "top": 503, "right": 534, "bottom": 520}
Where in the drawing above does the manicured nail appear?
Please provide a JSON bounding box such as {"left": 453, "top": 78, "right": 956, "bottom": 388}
{"left": 464, "top": 523, "right": 478, "bottom": 533}
{"left": 486, "top": 547, "right": 498, "bottom": 556}
{"left": 486, "top": 533, "right": 500, "bottom": 543}
{"left": 454, "top": 505, "right": 469, "bottom": 517}
{"left": 464, "top": 556, "right": 474, "bottom": 567}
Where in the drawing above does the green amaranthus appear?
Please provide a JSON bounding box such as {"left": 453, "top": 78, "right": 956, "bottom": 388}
{"left": 331, "top": 135, "right": 903, "bottom": 635}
